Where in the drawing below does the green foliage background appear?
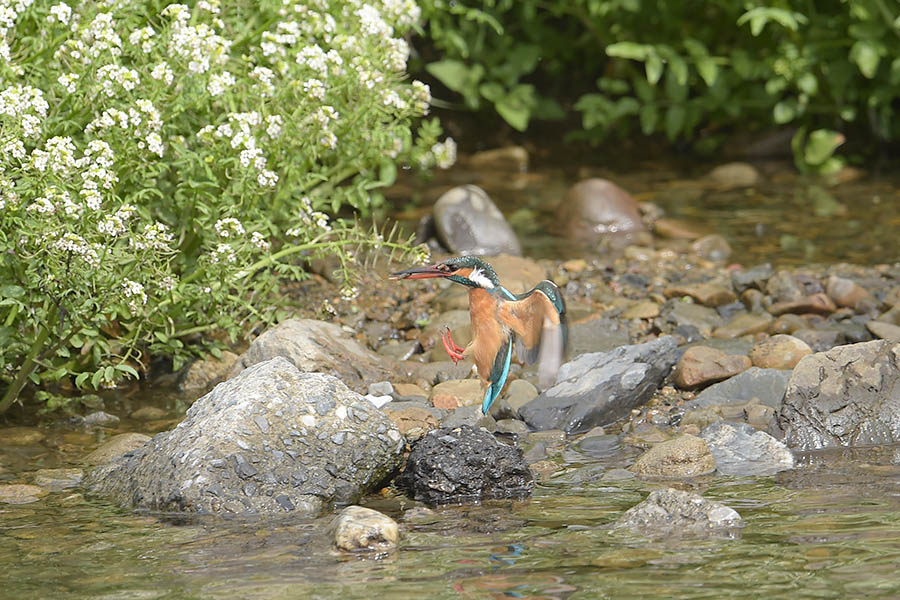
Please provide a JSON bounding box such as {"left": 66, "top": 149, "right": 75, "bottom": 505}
{"left": 417, "top": 0, "right": 900, "bottom": 163}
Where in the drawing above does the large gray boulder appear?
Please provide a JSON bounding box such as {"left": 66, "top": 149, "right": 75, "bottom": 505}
{"left": 433, "top": 185, "right": 521, "bottom": 256}
{"left": 780, "top": 340, "right": 900, "bottom": 450}
{"left": 86, "top": 358, "right": 405, "bottom": 516}
{"left": 519, "top": 337, "right": 679, "bottom": 433}
{"left": 230, "top": 319, "right": 400, "bottom": 393}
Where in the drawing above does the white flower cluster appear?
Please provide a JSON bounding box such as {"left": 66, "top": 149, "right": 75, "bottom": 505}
{"left": 286, "top": 196, "right": 331, "bottom": 237}
{"left": 250, "top": 231, "right": 269, "bottom": 251}
{"left": 122, "top": 278, "right": 147, "bottom": 314}
{"left": 164, "top": 3, "right": 231, "bottom": 74}
{"left": 214, "top": 217, "right": 244, "bottom": 238}
{"left": 199, "top": 111, "right": 279, "bottom": 187}
{"left": 57, "top": 72, "right": 80, "bottom": 93}
{"left": 97, "top": 64, "right": 140, "bottom": 97}
{"left": 132, "top": 222, "right": 175, "bottom": 252}
{"left": 98, "top": 203, "right": 136, "bottom": 236}
{"left": 210, "top": 242, "right": 236, "bottom": 263}
{"left": 47, "top": 2, "right": 71, "bottom": 25}
{"left": 51, "top": 232, "right": 101, "bottom": 267}
{"left": 150, "top": 62, "right": 174, "bottom": 86}
{"left": 431, "top": 137, "right": 457, "bottom": 169}
{"left": 249, "top": 66, "right": 275, "bottom": 96}
{"left": 79, "top": 139, "right": 118, "bottom": 208}
{"left": 207, "top": 71, "right": 235, "bottom": 97}
{"left": 85, "top": 99, "right": 164, "bottom": 157}
{"left": 128, "top": 26, "right": 156, "bottom": 54}
{"left": 0, "top": 85, "right": 49, "bottom": 138}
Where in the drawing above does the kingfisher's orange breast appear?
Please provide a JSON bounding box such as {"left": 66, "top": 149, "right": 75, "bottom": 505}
{"left": 467, "top": 288, "right": 504, "bottom": 382}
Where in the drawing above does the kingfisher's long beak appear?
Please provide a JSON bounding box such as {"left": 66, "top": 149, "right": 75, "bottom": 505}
{"left": 389, "top": 265, "right": 450, "bottom": 280}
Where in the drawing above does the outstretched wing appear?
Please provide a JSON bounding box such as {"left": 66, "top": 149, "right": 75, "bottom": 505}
{"left": 499, "top": 281, "right": 567, "bottom": 389}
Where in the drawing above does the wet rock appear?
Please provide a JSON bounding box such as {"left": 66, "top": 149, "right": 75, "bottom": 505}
{"left": 229, "top": 318, "right": 400, "bottom": 394}
{"left": 792, "top": 328, "right": 843, "bottom": 353}
{"left": 659, "top": 302, "right": 723, "bottom": 337}
{"left": 629, "top": 434, "right": 716, "bottom": 478}
{"left": 769, "top": 293, "right": 837, "bottom": 316}
{"left": 86, "top": 358, "right": 404, "bottom": 516}
{"left": 557, "top": 178, "right": 648, "bottom": 244}
{"left": 180, "top": 350, "right": 239, "bottom": 392}
{"left": 567, "top": 316, "right": 631, "bottom": 356}
{"left": 653, "top": 218, "right": 706, "bottom": 240}
{"left": 621, "top": 301, "right": 661, "bottom": 319}
{"left": 80, "top": 411, "right": 120, "bottom": 427}
{"left": 614, "top": 488, "right": 744, "bottom": 537}
{"left": 468, "top": 145, "right": 528, "bottom": 172}
{"left": 432, "top": 185, "right": 521, "bottom": 256}
{"left": 712, "top": 312, "right": 773, "bottom": 338}
{"left": 731, "top": 264, "right": 774, "bottom": 294}
{"left": 440, "top": 405, "right": 495, "bottom": 429}
{"left": 82, "top": 433, "right": 151, "bottom": 465}
{"left": 412, "top": 360, "right": 474, "bottom": 387}
{"left": 664, "top": 283, "right": 736, "bottom": 307}
{"left": 688, "top": 367, "right": 791, "bottom": 412}
{"left": 332, "top": 505, "right": 399, "bottom": 552}
{"left": 691, "top": 234, "right": 732, "bottom": 262}
{"left": 382, "top": 402, "right": 441, "bottom": 442}
{"left": 519, "top": 337, "right": 680, "bottom": 433}
{"left": 397, "top": 425, "right": 533, "bottom": 505}
{"left": 673, "top": 346, "right": 751, "bottom": 389}
{"left": 700, "top": 422, "right": 794, "bottom": 476}
{"left": 706, "top": 162, "right": 760, "bottom": 188}
{"left": 368, "top": 381, "right": 394, "bottom": 397}
{"left": 495, "top": 419, "right": 530, "bottom": 435}
{"left": 376, "top": 340, "right": 419, "bottom": 361}
{"left": 32, "top": 468, "right": 84, "bottom": 491}
{"left": 740, "top": 289, "right": 766, "bottom": 312}
{"left": 769, "top": 314, "right": 808, "bottom": 335}
{"left": 749, "top": 334, "right": 812, "bottom": 369}
{"left": 502, "top": 379, "right": 538, "bottom": 414}
{"left": 766, "top": 271, "right": 805, "bottom": 303}
{"left": 391, "top": 383, "right": 428, "bottom": 401}
{"left": 867, "top": 321, "right": 900, "bottom": 342}
{"left": 0, "top": 427, "right": 45, "bottom": 446}
{"left": 130, "top": 406, "right": 167, "bottom": 421}
{"left": 826, "top": 275, "right": 872, "bottom": 309}
{"left": 780, "top": 340, "right": 900, "bottom": 450}
{"left": 0, "top": 484, "right": 47, "bottom": 504}
{"left": 429, "top": 379, "right": 482, "bottom": 409}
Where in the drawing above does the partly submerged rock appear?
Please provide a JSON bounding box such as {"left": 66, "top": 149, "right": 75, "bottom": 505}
{"left": 432, "top": 185, "right": 522, "bottom": 256}
{"left": 519, "top": 337, "right": 680, "bottom": 433}
{"left": 700, "top": 421, "right": 794, "bottom": 476}
{"left": 396, "top": 425, "right": 532, "bottom": 505}
{"left": 86, "top": 358, "right": 404, "bottom": 516}
{"left": 229, "top": 318, "right": 400, "bottom": 394}
{"left": 780, "top": 340, "right": 900, "bottom": 450}
{"left": 613, "top": 488, "right": 744, "bottom": 537}
{"left": 82, "top": 433, "right": 152, "bottom": 466}
{"left": 332, "top": 505, "right": 399, "bottom": 553}
{"left": 629, "top": 434, "right": 716, "bottom": 479}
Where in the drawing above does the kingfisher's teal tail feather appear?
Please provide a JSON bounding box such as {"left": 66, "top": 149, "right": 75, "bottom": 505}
{"left": 482, "top": 335, "right": 513, "bottom": 414}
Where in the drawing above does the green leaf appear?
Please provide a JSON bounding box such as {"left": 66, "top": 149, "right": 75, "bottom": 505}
{"left": 478, "top": 81, "right": 504, "bottom": 102}
{"left": 696, "top": 57, "right": 719, "bottom": 87}
{"left": 665, "top": 105, "right": 686, "bottom": 140}
{"left": 796, "top": 72, "right": 818, "bottom": 95}
{"left": 116, "top": 364, "right": 139, "bottom": 378}
{"left": 91, "top": 369, "right": 104, "bottom": 388}
{"left": 495, "top": 92, "right": 532, "bottom": 131}
{"left": 849, "top": 40, "right": 881, "bottom": 78}
{"left": 773, "top": 100, "right": 796, "bottom": 124}
{"left": 804, "top": 129, "right": 845, "bottom": 166}
{"left": 75, "top": 372, "right": 90, "bottom": 388}
{"left": 606, "top": 42, "right": 649, "bottom": 61}
{"left": 639, "top": 104, "right": 659, "bottom": 135}
{"left": 738, "top": 8, "right": 808, "bottom": 36}
{"left": 645, "top": 53, "right": 664, "bottom": 85}
{"left": 0, "top": 285, "right": 25, "bottom": 299}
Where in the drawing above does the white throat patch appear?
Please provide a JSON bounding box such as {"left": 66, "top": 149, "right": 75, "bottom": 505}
{"left": 468, "top": 266, "right": 495, "bottom": 289}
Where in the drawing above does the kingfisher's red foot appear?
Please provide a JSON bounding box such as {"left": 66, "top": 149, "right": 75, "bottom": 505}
{"left": 441, "top": 326, "right": 465, "bottom": 363}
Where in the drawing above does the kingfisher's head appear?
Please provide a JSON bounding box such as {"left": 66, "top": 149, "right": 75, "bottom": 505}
{"left": 390, "top": 256, "right": 500, "bottom": 290}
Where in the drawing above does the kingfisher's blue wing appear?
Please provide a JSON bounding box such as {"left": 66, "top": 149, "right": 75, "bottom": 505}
{"left": 482, "top": 333, "right": 513, "bottom": 414}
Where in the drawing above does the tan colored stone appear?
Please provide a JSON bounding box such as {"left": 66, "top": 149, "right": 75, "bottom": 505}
{"left": 826, "top": 275, "right": 872, "bottom": 309}
{"left": 653, "top": 218, "right": 707, "bottom": 240}
{"left": 712, "top": 312, "right": 773, "bottom": 338}
{"left": 392, "top": 383, "right": 428, "bottom": 398}
{"left": 749, "top": 334, "right": 812, "bottom": 369}
{"left": 431, "top": 394, "right": 461, "bottom": 410}
{"left": 621, "top": 301, "right": 661, "bottom": 319}
{"left": 629, "top": 434, "right": 716, "bottom": 478}
{"left": 769, "top": 293, "right": 837, "bottom": 316}
{"left": 769, "top": 314, "right": 809, "bottom": 335}
{"left": 0, "top": 427, "right": 45, "bottom": 446}
{"left": 664, "top": 283, "right": 737, "bottom": 307}
{"left": 383, "top": 406, "right": 439, "bottom": 441}
{"left": 82, "top": 433, "right": 151, "bottom": 465}
{"left": 673, "top": 346, "right": 751, "bottom": 389}
{"left": 866, "top": 321, "right": 900, "bottom": 342}
{"left": 333, "top": 506, "right": 399, "bottom": 552}
{"left": 0, "top": 484, "right": 47, "bottom": 504}
{"left": 429, "top": 379, "right": 483, "bottom": 408}
{"left": 562, "top": 258, "right": 588, "bottom": 273}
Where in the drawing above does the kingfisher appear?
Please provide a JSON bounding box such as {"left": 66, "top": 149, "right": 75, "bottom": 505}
{"left": 390, "top": 256, "right": 567, "bottom": 414}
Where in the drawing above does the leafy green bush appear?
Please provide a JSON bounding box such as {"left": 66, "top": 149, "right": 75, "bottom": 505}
{"left": 0, "top": 0, "right": 449, "bottom": 413}
{"left": 417, "top": 0, "right": 900, "bottom": 163}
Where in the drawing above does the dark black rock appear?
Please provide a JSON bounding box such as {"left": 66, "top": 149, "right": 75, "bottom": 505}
{"left": 780, "top": 340, "right": 900, "bottom": 450}
{"left": 85, "top": 358, "right": 405, "bottom": 516}
{"left": 700, "top": 421, "right": 795, "bottom": 476}
{"left": 396, "top": 425, "right": 533, "bottom": 505}
{"left": 518, "top": 336, "right": 680, "bottom": 433}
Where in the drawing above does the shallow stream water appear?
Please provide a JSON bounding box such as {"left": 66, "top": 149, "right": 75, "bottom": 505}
{"left": 3, "top": 159, "right": 900, "bottom": 598}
